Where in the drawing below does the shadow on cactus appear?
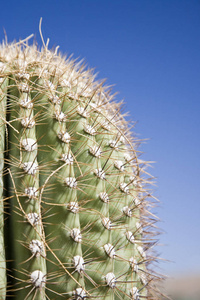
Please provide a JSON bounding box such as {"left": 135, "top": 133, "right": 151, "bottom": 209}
{"left": 0, "top": 33, "right": 163, "bottom": 299}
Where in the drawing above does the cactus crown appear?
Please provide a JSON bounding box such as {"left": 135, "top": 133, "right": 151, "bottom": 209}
{"left": 0, "top": 36, "right": 161, "bottom": 299}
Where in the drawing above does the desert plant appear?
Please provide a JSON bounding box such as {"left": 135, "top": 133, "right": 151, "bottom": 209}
{"left": 0, "top": 34, "right": 161, "bottom": 299}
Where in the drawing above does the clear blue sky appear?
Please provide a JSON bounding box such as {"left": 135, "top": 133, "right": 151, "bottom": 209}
{"left": 1, "top": 0, "right": 200, "bottom": 276}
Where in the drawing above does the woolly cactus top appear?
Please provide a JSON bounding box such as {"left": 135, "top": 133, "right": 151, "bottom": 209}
{"left": 0, "top": 37, "right": 162, "bottom": 299}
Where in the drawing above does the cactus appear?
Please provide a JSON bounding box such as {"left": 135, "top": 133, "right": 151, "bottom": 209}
{"left": 0, "top": 36, "right": 161, "bottom": 300}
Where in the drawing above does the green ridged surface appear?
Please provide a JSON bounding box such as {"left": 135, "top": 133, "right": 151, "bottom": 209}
{"left": 0, "top": 77, "right": 8, "bottom": 300}
{"left": 0, "top": 40, "right": 160, "bottom": 299}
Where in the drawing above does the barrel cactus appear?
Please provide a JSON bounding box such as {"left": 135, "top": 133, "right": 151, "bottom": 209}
{"left": 0, "top": 36, "right": 161, "bottom": 299}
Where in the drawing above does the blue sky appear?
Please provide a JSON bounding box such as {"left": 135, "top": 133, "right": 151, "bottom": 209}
{"left": 1, "top": 0, "right": 200, "bottom": 276}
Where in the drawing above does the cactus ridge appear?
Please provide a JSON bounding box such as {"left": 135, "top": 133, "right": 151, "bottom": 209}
{"left": 0, "top": 37, "right": 162, "bottom": 299}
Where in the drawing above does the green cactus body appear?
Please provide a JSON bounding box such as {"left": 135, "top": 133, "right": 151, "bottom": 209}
{"left": 0, "top": 39, "right": 159, "bottom": 299}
